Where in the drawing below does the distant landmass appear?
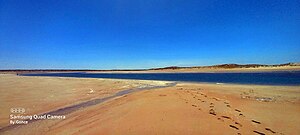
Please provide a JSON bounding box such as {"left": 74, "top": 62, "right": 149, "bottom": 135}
{"left": 151, "top": 62, "right": 300, "bottom": 70}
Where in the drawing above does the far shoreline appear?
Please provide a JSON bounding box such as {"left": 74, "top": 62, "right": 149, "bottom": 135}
{"left": 1, "top": 65, "right": 300, "bottom": 74}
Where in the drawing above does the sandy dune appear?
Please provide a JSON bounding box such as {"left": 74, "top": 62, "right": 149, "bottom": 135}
{"left": 0, "top": 74, "right": 299, "bottom": 135}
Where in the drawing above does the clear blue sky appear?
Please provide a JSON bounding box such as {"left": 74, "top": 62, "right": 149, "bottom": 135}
{"left": 0, "top": 0, "right": 299, "bottom": 69}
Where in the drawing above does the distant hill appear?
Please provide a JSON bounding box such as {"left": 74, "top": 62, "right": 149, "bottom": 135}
{"left": 150, "top": 63, "right": 299, "bottom": 70}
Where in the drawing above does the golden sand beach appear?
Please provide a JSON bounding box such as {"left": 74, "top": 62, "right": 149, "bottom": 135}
{"left": 2, "top": 0, "right": 299, "bottom": 134}
{"left": 0, "top": 74, "right": 299, "bottom": 135}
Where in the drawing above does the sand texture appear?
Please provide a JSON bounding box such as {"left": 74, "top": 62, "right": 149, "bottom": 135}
{"left": 0, "top": 74, "right": 299, "bottom": 135}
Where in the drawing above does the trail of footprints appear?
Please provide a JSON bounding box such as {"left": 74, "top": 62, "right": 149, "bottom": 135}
{"left": 176, "top": 87, "right": 284, "bottom": 135}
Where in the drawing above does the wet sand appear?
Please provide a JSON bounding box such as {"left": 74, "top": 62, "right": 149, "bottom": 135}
{"left": 1, "top": 74, "right": 299, "bottom": 135}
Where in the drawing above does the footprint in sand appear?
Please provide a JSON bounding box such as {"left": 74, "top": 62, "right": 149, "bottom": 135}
{"left": 221, "top": 116, "right": 231, "bottom": 120}
{"left": 265, "top": 128, "right": 276, "bottom": 133}
{"left": 212, "top": 97, "right": 220, "bottom": 101}
{"left": 251, "top": 120, "right": 261, "bottom": 124}
{"left": 235, "top": 109, "right": 241, "bottom": 112}
{"left": 229, "top": 125, "right": 239, "bottom": 130}
{"left": 253, "top": 130, "right": 265, "bottom": 135}
{"left": 209, "top": 109, "right": 216, "bottom": 115}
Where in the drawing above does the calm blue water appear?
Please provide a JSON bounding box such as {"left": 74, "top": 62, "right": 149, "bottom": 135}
{"left": 21, "top": 71, "right": 300, "bottom": 86}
